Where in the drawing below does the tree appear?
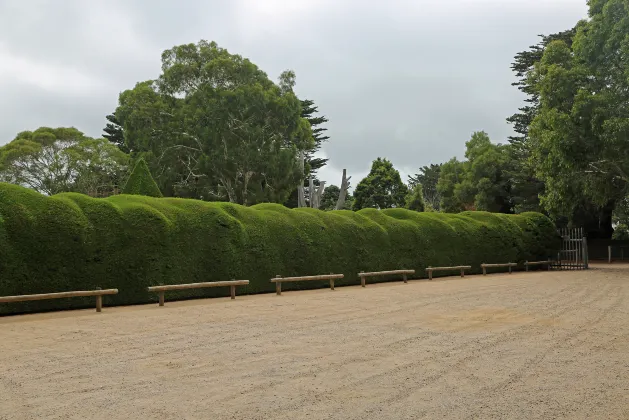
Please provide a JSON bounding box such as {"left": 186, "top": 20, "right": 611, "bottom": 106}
{"left": 353, "top": 158, "right": 408, "bottom": 210}
{"left": 319, "top": 184, "right": 353, "bottom": 210}
{"left": 278, "top": 68, "right": 330, "bottom": 208}
{"left": 110, "top": 40, "right": 313, "bottom": 205}
{"left": 408, "top": 164, "right": 441, "bottom": 210}
{"left": 437, "top": 132, "right": 513, "bottom": 213}
{"left": 462, "top": 131, "right": 514, "bottom": 213}
{"left": 528, "top": 1, "right": 629, "bottom": 237}
{"left": 437, "top": 158, "right": 467, "bottom": 213}
{"left": 0, "top": 127, "right": 129, "bottom": 196}
{"left": 103, "top": 113, "right": 127, "bottom": 153}
{"left": 506, "top": 28, "right": 576, "bottom": 213}
{"left": 122, "top": 158, "right": 163, "bottom": 197}
{"left": 404, "top": 183, "right": 425, "bottom": 212}
{"left": 612, "top": 197, "right": 629, "bottom": 239}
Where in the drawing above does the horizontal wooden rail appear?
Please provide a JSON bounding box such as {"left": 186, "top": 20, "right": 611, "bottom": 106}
{"left": 481, "top": 262, "right": 517, "bottom": 276}
{"left": 524, "top": 260, "right": 552, "bottom": 271}
{"left": 147, "top": 280, "right": 249, "bottom": 306}
{"left": 425, "top": 266, "right": 471, "bottom": 280}
{"left": 0, "top": 289, "right": 118, "bottom": 312}
{"left": 271, "top": 274, "right": 344, "bottom": 296}
{"left": 358, "top": 269, "right": 415, "bottom": 287}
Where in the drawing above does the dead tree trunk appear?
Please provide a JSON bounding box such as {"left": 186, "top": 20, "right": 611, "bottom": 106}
{"left": 310, "top": 180, "right": 326, "bottom": 209}
{"left": 297, "top": 150, "right": 306, "bottom": 208}
{"left": 335, "top": 169, "right": 351, "bottom": 210}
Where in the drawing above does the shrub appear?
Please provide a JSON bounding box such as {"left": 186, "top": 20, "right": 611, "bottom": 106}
{"left": 122, "top": 158, "right": 163, "bottom": 197}
{"left": 0, "top": 183, "right": 560, "bottom": 314}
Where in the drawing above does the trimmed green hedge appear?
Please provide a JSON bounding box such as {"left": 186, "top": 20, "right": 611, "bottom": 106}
{"left": 0, "top": 183, "right": 560, "bottom": 314}
{"left": 122, "top": 158, "right": 163, "bottom": 197}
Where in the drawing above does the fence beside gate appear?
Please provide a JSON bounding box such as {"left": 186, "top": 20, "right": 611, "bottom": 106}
{"left": 552, "top": 228, "right": 588, "bottom": 270}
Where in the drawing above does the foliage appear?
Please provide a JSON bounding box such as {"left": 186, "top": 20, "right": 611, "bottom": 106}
{"left": 437, "top": 132, "right": 514, "bottom": 214}
{"left": 612, "top": 197, "right": 629, "bottom": 239}
{"left": 528, "top": 1, "right": 629, "bottom": 221}
{"left": 279, "top": 70, "right": 330, "bottom": 208}
{"left": 0, "top": 127, "right": 129, "bottom": 196}
{"left": 463, "top": 132, "right": 514, "bottom": 213}
{"left": 404, "top": 183, "right": 425, "bottom": 212}
{"left": 0, "top": 182, "right": 560, "bottom": 314}
{"left": 122, "top": 158, "right": 163, "bottom": 197}
{"left": 437, "top": 158, "right": 467, "bottom": 213}
{"left": 353, "top": 158, "right": 408, "bottom": 210}
{"left": 319, "top": 184, "right": 353, "bottom": 210}
{"left": 408, "top": 164, "right": 441, "bottom": 210}
{"left": 111, "top": 40, "right": 313, "bottom": 205}
{"left": 103, "top": 113, "right": 127, "bottom": 153}
{"left": 506, "top": 28, "right": 576, "bottom": 213}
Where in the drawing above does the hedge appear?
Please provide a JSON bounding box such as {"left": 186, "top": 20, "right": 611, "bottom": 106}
{"left": 122, "top": 158, "right": 163, "bottom": 197}
{"left": 0, "top": 183, "right": 560, "bottom": 315}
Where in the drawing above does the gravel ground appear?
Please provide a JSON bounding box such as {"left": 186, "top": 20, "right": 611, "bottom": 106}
{"left": 1, "top": 263, "right": 628, "bottom": 420}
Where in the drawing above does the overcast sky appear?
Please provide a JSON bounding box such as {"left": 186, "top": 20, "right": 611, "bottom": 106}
{"left": 0, "top": 0, "right": 588, "bottom": 186}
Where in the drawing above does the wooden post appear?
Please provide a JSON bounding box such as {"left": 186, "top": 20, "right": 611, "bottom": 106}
{"left": 428, "top": 267, "right": 433, "bottom": 280}
{"left": 230, "top": 285, "right": 236, "bottom": 300}
{"left": 482, "top": 265, "right": 487, "bottom": 276}
{"left": 461, "top": 267, "right": 465, "bottom": 278}
{"left": 583, "top": 237, "right": 589, "bottom": 269}
{"left": 509, "top": 264, "right": 512, "bottom": 274}
{"left": 525, "top": 261, "right": 529, "bottom": 272}
{"left": 330, "top": 279, "right": 335, "bottom": 290}
{"left": 95, "top": 287, "right": 102, "bottom": 312}
{"left": 360, "top": 272, "right": 366, "bottom": 288}
{"left": 403, "top": 273, "right": 408, "bottom": 284}
{"left": 158, "top": 291, "right": 165, "bottom": 306}
{"left": 275, "top": 275, "right": 282, "bottom": 296}
{"left": 607, "top": 246, "right": 612, "bottom": 264}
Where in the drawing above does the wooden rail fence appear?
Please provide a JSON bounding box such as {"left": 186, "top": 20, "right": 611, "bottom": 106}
{"left": 0, "top": 288, "right": 118, "bottom": 312}
{"left": 524, "top": 260, "right": 552, "bottom": 271}
{"left": 271, "top": 274, "right": 344, "bottom": 296}
{"left": 481, "top": 262, "right": 517, "bottom": 275}
{"left": 147, "top": 280, "right": 249, "bottom": 306}
{"left": 358, "top": 269, "right": 415, "bottom": 287}
{"left": 425, "top": 266, "right": 471, "bottom": 280}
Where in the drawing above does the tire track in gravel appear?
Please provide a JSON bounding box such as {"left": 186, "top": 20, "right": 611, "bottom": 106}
{"left": 242, "top": 276, "right": 601, "bottom": 417}
{"left": 462, "top": 283, "right": 626, "bottom": 420}
{"left": 208, "top": 278, "right": 584, "bottom": 400}
{"left": 120, "top": 276, "right": 565, "bottom": 358}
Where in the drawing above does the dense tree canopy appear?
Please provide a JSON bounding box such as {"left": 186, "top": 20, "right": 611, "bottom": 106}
{"left": 353, "top": 158, "right": 408, "bottom": 210}
{"left": 111, "top": 40, "right": 313, "bottom": 205}
{"left": 408, "top": 164, "right": 441, "bottom": 210}
{"left": 404, "top": 183, "right": 426, "bottom": 212}
{"left": 0, "top": 127, "right": 128, "bottom": 196}
{"left": 319, "top": 184, "right": 353, "bottom": 210}
{"left": 4, "top": 7, "right": 629, "bottom": 240}
{"left": 436, "top": 132, "right": 513, "bottom": 213}
{"left": 524, "top": 0, "right": 629, "bottom": 236}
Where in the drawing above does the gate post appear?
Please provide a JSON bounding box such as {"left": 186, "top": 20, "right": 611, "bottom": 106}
{"left": 583, "top": 237, "right": 589, "bottom": 269}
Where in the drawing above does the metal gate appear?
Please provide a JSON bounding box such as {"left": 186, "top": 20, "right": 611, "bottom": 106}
{"left": 552, "top": 228, "right": 589, "bottom": 270}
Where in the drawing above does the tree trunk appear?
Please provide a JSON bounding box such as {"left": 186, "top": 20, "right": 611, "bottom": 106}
{"left": 335, "top": 169, "right": 351, "bottom": 210}
{"left": 309, "top": 176, "right": 315, "bottom": 207}
{"left": 297, "top": 150, "right": 306, "bottom": 208}
{"left": 310, "top": 181, "right": 326, "bottom": 209}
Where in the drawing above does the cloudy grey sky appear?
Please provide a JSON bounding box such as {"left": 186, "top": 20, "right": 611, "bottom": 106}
{"left": 0, "top": 0, "right": 588, "bottom": 186}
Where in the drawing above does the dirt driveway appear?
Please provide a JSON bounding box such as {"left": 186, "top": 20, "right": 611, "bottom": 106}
{"left": 1, "top": 264, "right": 628, "bottom": 419}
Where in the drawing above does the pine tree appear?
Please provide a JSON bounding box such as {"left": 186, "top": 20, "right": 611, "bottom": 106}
{"left": 103, "top": 113, "right": 127, "bottom": 153}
